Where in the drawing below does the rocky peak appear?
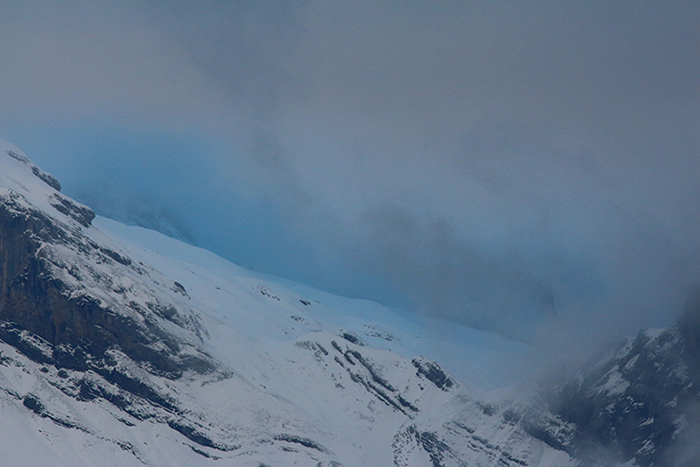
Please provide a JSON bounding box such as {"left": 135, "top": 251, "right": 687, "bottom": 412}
{"left": 549, "top": 311, "right": 700, "bottom": 466}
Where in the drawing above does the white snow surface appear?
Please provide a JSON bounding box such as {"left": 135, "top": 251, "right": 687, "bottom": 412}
{"left": 0, "top": 141, "right": 576, "bottom": 466}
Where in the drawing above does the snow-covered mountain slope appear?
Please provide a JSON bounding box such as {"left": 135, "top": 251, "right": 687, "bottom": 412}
{"left": 547, "top": 302, "right": 700, "bottom": 467}
{"left": 0, "top": 140, "right": 579, "bottom": 466}
{"left": 94, "top": 213, "right": 542, "bottom": 391}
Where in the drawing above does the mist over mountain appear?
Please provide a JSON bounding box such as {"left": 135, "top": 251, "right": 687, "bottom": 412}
{"left": 0, "top": 141, "right": 563, "bottom": 466}
{"left": 2, "top": 1, "right": 698, "bottom": 349}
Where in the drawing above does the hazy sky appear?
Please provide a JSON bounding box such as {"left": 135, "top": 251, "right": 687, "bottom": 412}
{"left": 1, "top": 1, "right": 698, "bottom": 349}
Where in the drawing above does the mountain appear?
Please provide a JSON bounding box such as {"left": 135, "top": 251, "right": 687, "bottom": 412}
{"left": 0, "top": 141, "right": 580, "bottom": 466}
{"left": 545, "top": 293, "right": 700, "bottom": 467}
{"left": 1, "top": 140, "right": 696, "bottom": 466}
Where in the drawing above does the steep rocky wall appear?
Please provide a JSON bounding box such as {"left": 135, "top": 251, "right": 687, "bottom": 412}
{"left": 0, "top": 197, "right": 39, "bottom": 317}
{"left": 551, "top": 325, "right": 699, "bottom": 466}
{"left": 0, "top": 197, "right": 209, "bottom": 378}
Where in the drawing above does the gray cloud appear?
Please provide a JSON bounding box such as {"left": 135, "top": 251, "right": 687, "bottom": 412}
{"left": 0, "top": 1, "right": 698, "bottom": 348}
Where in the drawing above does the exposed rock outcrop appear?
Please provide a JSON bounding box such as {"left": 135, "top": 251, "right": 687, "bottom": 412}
{"left": 0, "top": 191, "right": 211, "bottom": 378}
{"left": 0, "top": 151, "right": 223, "bottom": 446}
{"left": 6, "top": 150, "right": 62, "bottom": 191}
{"left": 549, "top": 309, "right": 700, "bottom": 466}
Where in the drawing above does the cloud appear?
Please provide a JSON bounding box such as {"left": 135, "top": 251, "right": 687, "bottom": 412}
{"left": 1, "top": 1, "right": 698, "bottom": 347}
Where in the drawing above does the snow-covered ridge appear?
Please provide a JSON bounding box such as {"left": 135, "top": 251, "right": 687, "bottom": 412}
{"left": 0, "top": 140, "right": 539, "bottom": 388}
{"left": 0, "top": 143, "right": 577, "bottom": 466}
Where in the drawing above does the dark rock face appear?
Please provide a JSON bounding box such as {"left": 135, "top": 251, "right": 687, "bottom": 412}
{"left": 327, "top": 339, "right": 422, "bottom": 416}
{"left": 0, "top": 182, "right": 217, "bottom": 426}
{"left": 1, "top": 198, "right": 182, "bottom": 374}
{"left": 0, "top": 170, "right": 234, "bottom": 453}
{"left": 520, "top": 408, "right": 577, "bottom": 453}
{"left": 412, "top": 357, "right": 455, "bottom": 391}
{"left": 550, "top": 321, "right": 700, "bottom": 466}
{"left": 6, "top": 150, "right": 62, "bottom": 191}
{"left": 405, "top": 426, "right": 453, "bottom": 467}
{"left": 48, "top": 193, "right": 95, "bottom": 227}
{"left": 22, "top": 394, "right": 45, "bottom": 414}
{"left": 31, "top": 166, "right": 62, "bottom": 192}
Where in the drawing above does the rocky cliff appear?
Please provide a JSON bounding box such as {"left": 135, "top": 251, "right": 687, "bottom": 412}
{"left": 549, "top": 297, "right": 700, "bottom": 466}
